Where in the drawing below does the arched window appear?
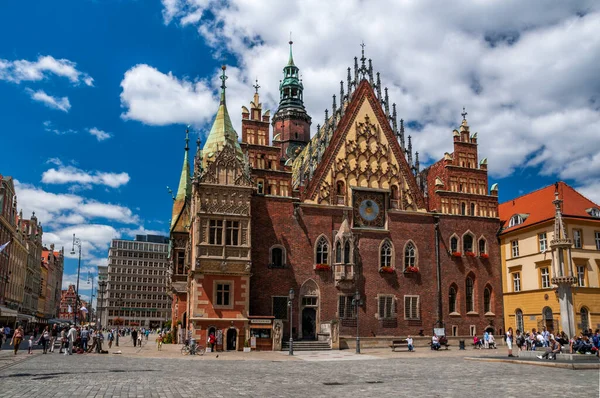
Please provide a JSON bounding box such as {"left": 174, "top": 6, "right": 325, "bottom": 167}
{"left": 380, "top": 240, "right": 393, "bottom": 268}
{"left": 450, "top": 236, "right": 458, "bottom": 253}
{"left": 344, "top": 241, "right": 351, "bottom": 264}
{"left": 515, "top": 309, "right": 524, "bottom": 333}
{"left": 463, "top": 234, "right": 474, "bottom": 253}
{"left": 404, "top": 242, "right": 416, "bottom": 269}
{"left": 466, "top": 277, "right": 474, "bottom": 312}
{"left": 315, "top": 236, "right": 329, "bottom": 265}
{"left": 270, "top": 246, "right": 285, "bottom": 268}
{"left": 336, "top": 181, "right": 346, "bottom": 205}
{"left": 449, "top": 286, "right": 457, "bottom": 313}
{"left": 470, "top": 203, "right": 476, "bottom": 216}
{"left": 336, "top": 181, "right": 345, "bottom": 195}
{"left": 478, "top": 238, "right": 486, "bottom": 255}
{"left": 335, "top": 241, "right": 342, "bottom": 264}
{"left": 483, "top": 286, "right": 492, "bottom": 313}
{"left": 461, "top": 202, "right": 466, "bottom": 215}
{"left": 581, "top": 307, "right": 590, "bottom": 332}
{"left": 508, "top": 214, "right": 524, "bottom": 228}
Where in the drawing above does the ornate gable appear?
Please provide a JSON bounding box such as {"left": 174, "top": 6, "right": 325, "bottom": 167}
{"left": 303, "top": 81, "right": 425, "bottom": 211}
{"left": 199, "top": 143, "right": 253, "bottom": 187}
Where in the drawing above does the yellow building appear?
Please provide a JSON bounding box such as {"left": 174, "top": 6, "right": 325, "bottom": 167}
{"left": 499, "top": 182, "right": 600, "bottom": 336}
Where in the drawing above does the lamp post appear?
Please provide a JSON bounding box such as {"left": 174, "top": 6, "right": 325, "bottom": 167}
{"left": 70, "top": 234, "right": 82, "bottom": 326}
{"left": 87, "top": 272, "right": 95, "bottom": 325}
{"left": 98, "top": 280, "right": 106, "bottom": 330}
{"left": 115, "top": 298, "right": 123, "bottom": 347}
{"left": 352, "top": 290, "right": 363, "bottom": 354}
{"left": 288, "top": 288, "right": 294, "bottom": 356}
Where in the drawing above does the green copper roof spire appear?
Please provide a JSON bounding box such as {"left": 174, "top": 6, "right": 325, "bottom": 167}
{"left": 278, "top": 39, "right": 305, "bottom": 110}
{"left": 171, "top": 127, "right": 192, "bottom": 230}
{"left": 202, "top": 65, "right": 244, "bottom": 167}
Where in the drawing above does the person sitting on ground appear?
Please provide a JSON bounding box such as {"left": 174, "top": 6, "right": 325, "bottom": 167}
{"left": 431, "top": 333, "right": 441, "bottom": 350}
{"left": 535, "top": 332, "right": 545, "bottom": 350}
{"left": 406, "top": 335, "right": 414, "bottom": 352}
{"left": 537, "top": 337, "right": 561, "bottom": 360}
{"left": 556, "top": 332, "right": 569, "bottom": 346}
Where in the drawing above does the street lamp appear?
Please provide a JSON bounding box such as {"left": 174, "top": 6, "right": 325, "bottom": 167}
{"left": 87, "top": 272, "right": 95, "bottom": 325}
{"left": 352, "top": 290, "right": 363, "bottom": 354}
{"left": 70, "top": 234, "right": 82, "bottom": 326}
{"left": 288, "top": 288, "right": 294, "bottom": 356}
{"left": 115, "top": 298, "right": 124, "bottom": 347}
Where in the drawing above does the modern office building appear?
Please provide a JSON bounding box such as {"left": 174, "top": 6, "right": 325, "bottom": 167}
{"left": 106, "top": 234, "right": 170, "bottom": 329}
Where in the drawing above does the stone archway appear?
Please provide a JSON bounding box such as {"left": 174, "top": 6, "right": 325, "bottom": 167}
{"left": 299, "top": 279, "right": 320, "bottom": 340}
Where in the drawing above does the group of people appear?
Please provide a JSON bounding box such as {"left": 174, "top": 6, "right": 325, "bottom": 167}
{"left": 511, "top": 326, "right": 600, "bottom": 359}
{"left": 473, "top": 330, "right": 498, "bottom": 350}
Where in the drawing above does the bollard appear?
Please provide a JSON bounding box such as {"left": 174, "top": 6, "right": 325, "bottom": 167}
{"left": 459, "top": 340, "right": 465, "bottom": 350}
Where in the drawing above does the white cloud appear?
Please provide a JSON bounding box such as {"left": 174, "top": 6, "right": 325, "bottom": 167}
{"left": 121, "top": 226, "right": 166, "bottom": 238}
{"left": 43, "top": 121, "right": 77, "bottom": 135}
{"left": 160, "top": 0, "right": 600, "bottom": 198}
{"left": 42, "top": 163, "right": 130, "bottom": 188}
{"left": 87, "top": 127, "right": 112, "bottom": 141}
{"left": 26, "top": 88, "right": 71, "bottom": 112}
{"left": 119, "top": 63, "right": 218, "bottom": 126}
{"left": 0, "top": 55, "right": 93, "bottom": 86}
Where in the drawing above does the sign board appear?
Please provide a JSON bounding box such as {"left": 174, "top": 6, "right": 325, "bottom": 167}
{"left": 250, "top": 319, "right": 271, "bottom": 324}
{"left": 216, "top": 329, "right": 223, "bottom": 346}
{"left": 434, "top": 328, "right": 445, "bottom": 337}
{"left": 250, "top": 336, "right": 256, "bottom": 348}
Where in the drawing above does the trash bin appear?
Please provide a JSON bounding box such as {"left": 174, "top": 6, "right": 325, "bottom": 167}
{"left": 459, "top": 340, "right": 465, "bottom": 350}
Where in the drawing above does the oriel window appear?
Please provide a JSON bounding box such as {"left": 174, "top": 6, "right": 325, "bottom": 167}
{"left": 226, "top": 221, "right": 240, "bottom": 246}
{"left": 209, "top": 220, "right": 223, "bottom": 245}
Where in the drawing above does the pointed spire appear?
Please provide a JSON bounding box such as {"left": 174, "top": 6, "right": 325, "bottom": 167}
{"left": 287, "top": 38, "right": 295, "bottom": 66}
{"left": 384, "top": 87, "right": 390, "bottom": 117}
{"left": 354, "top": 56, "right": 359, "bottom": 86}
{"left": 172, "top": 127, "right": 192, "bottom": 229}
{"left": 203, "top": 65, "right": 244, "bottom": 167}
{"left": 368, "top": 59, "right": 374, "bottom": 85}
{"left": 392, "top": 103, "right": 398, "bottom": 139}
{"left": 407, "top": 135, "right": 413, "bottom": 167}
{"left": 332, "top": 95, "right": 337, "bottom": 117}
{"left": 340, "top": 80, "right": 345, "bottom": 107}
{"left": 358, "top": 42, "right": 368, "bottom": 80}
{"left": 347, "top": 68, "right": 352, "bottom": 99}
{"left": 415, "top": 151, "right": 420, "bottom": 174}
{"left": 375, "top": 72, "right": 382, "bottom": 100}
{"left": 400, "top": 118, "right": 406, "bottom": 150}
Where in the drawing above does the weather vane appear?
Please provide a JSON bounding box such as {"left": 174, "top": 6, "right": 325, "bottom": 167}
{"left": 461, "top": 107, "right": 467, "bottom": 120}
{"left": 253, "top": 78, "right": 260, "bottom": 94}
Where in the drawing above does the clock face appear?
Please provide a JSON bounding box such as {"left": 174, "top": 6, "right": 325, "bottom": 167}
{"left": 353, "top": 190, "right": 385, "bottom": 228}
{"left": 359, "top": 199, "right": 380, "bottom": 221}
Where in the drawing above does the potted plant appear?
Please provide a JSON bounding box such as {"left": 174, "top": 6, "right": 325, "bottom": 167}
{"left": 465, "top": 251, "right": 476, "bottom": 258}
{"left": 243, "top": 339, "right": 251, "bottom": 352}
{"left": 480, "top": 253, "right": 489, "bottom": 259}
{"left": 451, "top": 251, "right": 462, "bottom": 258}
{"left": 379, "top": 266, "right": 395, "bottom": 274}
{"left": 404, "top": 266, "right": 419, "bottom": 273}
{"left": 315, "top": 263, "right": 331, "bottom": 271}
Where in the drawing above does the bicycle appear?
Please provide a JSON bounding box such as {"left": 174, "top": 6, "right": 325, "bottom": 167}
{"left": 181, "top": 340, "right": 205, "bottom": 356}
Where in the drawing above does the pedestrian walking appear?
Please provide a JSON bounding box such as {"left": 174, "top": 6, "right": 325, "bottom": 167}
{"left": 49, "top": 324, "right": 58, "bottom": 353}
{"left": 10, "top": 325, "right": 24, "bottom": 355}
{"left": 107, "top": 330, "right": 114, "bottom": 348}
{"left": 0, "top": 327, "right": 5, "bottom": 350}
{"left": 59, "top": 327, "right": 66, "bottom": 353}
{"left": 157, "top": 333, "right": 163, "bottom": 351}
{"left": 39, "top": 326, "right": 50, "bottom": 354}
{"left": 28, "top": 335, "right": 34, "bottom": 354}
{"left": 65, "top": 324, "right": 77, "bottom": 355}
{"left": 506, "top": 327, "right": 514, "bottom": 357}
{"left": 81, "top": 327, "right": 89, "bottom": 351}
{"left": 132, "top": 329, "right": 138, "bottom": 347}
{"left": 137, "top": 332, "right": 142, "bottom": 347}
{"left": 483, "top": 330, "right": 489, "bottom": 349}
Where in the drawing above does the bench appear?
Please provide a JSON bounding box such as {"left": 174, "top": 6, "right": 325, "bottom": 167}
{"left": 430, "top": 339, "right": 450, "bottom": 350}
{"left": 390, "top": 339, "right": 410, "bottom": 352}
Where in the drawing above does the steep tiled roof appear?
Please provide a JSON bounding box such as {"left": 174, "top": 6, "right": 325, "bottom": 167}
{"left": 499, "top": 181, "right": 600, "bottom": 233}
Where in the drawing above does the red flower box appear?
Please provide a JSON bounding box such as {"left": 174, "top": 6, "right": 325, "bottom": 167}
{"left": 451, "top": 252, "right": 462, "bottom": 258}
{"left": 404, "top": 266, "right": 419, "bottom": 273}
{"left": 315, "top": 263, "right": 331, "bottom": 271}
{"left": 465, "top": 251, "right": 476, "bottom": 257}
{"left": 480, "top": 253, "right": 489, "bottom": 259}
{"left": 379, "top": 266, "right": 395, "bottom": 274}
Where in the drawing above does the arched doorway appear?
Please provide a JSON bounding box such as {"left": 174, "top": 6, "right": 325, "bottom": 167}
{"left": 226, "top": 328, "right": 237, "bottom": 351}
{"left": 299, "top": 279, "right": 320, "bottom": 340}
{"left": 542, "top": 307, "right": 553, "bottom": 331}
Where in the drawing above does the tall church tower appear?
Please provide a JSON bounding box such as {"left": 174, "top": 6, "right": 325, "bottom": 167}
{"left": 272, "top": 40, "right": 311, "bottom": 162}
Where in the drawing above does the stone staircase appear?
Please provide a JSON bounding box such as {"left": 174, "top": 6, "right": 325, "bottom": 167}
{"left": 282, "top": 340, "right": 331, "bottom": 351}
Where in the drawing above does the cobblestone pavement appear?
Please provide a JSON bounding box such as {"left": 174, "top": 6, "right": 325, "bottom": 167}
{"left": 0, "top": 349, "right": 598, "bottom": 398}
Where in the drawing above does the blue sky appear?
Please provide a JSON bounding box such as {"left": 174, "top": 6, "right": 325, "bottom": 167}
{"left": 1, "top": 1, "right": 599, "bottom": 305}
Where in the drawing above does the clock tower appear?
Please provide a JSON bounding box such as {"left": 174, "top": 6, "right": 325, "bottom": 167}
{"left": 272, "top": 40, "right": 311, "bottom": 163}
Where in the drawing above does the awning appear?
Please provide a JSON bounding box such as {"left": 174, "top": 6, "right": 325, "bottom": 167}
{"left": 0, "top": 306, "right": 18, "bottom": 317}
{"left": 250, "top": 324, "right": 273, "bottom": 329}
{"left": 17, "top": 314, "right": 34, "bottom": 321}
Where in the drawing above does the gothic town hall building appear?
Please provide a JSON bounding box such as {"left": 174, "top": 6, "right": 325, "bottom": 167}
{"left": 169, "top": 43, "right": 503, "bottom": 351}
